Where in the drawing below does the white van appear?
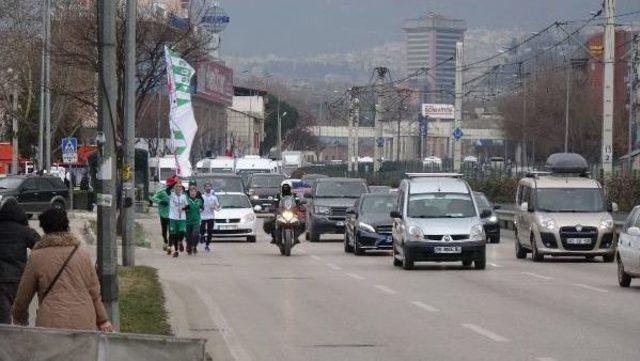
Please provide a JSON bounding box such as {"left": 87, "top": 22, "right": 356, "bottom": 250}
{"left": 196, "top": 157, "right": 235, "bottom": 174}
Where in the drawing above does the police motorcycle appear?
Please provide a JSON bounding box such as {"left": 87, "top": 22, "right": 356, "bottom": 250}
{"left": 274, "top": 195, "right": 303, "bottom": 256}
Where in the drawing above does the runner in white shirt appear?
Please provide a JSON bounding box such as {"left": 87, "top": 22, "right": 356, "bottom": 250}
{"left": 200, "top": 183, "right": 220, "bottom": 252}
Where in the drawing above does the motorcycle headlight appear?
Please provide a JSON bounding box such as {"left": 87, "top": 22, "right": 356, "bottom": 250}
{"left": 407, "top": 225, "right": 424, "bottom": 241}
{"left": 359, "top": 222, "right": 376, "bottom": 233}
{"left": 470, "top": 223, "right": 485, "bottom": 241}
{"left": 251, "top": 195, "right": 260, "bottom": 200}
{"left": 282, "top": 210, "right": 295, "bottom": 221}
{"left": 243, "top": 213, "right": 256, "bottom": 223}
{"left": 315, "top": 206, "right": 330, "bottom": 215}
{"left": 599, "top": 217, "right": 614, "bottom": 230}
{"left": 538, "top": 216, "right": 556, "bottom": 230}
{"left": 488, "top": 215, "right": 498, "bottom": 223}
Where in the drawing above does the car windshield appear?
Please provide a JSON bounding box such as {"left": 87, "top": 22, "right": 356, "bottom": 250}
{"left": 315, "top": 181, "right": 366, "bottom": 198}
{"left": 408, "top": 193, "right": 476, "bottom": 218}
{"left": 218, "top": 194, "right": 251, "bottom": 209}
{"left": 361, "top": 195, "right": 397, "bottom": 215}
{"left": 536, "top": 188, "right": 605, "bottom": 212}
{"left": 475, "top": 194, "right": 492, "bottom": 213}
{"left": 250, "top": 176, "right": 284, "bottom": 188}
{"left": 0, "top": 178, "right": 23, "bottom": 189}
{"left": 194, "top": 177, "right": 244, "bottom": 193}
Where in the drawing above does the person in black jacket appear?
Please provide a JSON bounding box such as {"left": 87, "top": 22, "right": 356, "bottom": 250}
{"left": 0, "top": 199, "right": 40, "bottom": 324}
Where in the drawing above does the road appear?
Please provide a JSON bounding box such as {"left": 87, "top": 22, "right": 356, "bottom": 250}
{"left": 137, "top": 218, "right": 640, "bottom": 361}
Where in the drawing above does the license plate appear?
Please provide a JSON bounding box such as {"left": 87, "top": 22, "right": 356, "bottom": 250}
{"left": 336, "top": 221, "right": 345, "bottom": 227}
{"left": 218, "top": 224, "right": 237, "bottom": 231}
{"left": 567, "top": 238, "right": 592, "bottom": 245}
{"left": 434, "top": 246, "right": 462, "bottom": 254}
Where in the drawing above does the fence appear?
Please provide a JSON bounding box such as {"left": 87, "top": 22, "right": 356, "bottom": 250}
{"left": 0, "top": 325, "right": 207, "bottom": 361}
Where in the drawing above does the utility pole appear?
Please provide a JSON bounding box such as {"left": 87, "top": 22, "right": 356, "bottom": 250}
{"left": 564, "top": 60, "right": 572, "bottom": 153}
{"left": 44, "top": 0, "right": 51, "bottom": 171}
{"left": 122, "top": 0, "right": 137, "bottom": 267}
{"left": 11, "top": 82, "right": 18, "bottom": 175}
{"left": 38, "top": 0, "right": 51, "bottom": 172}
{"left": 97, "top": 0, "right": 119, "bottom": 329}
{"left": 373, "top": 67, "right": 388, "bottom": 173}
{"left": 347, "top": 88, "right": 354, "bottom": 173}
{"left": 601, "top": 0, "right": 615, "bottom": 175}
{"left": 453, "top": 42, "right": 463, "bottom": 172}
{"left": 277, "top": 98, "right": 282, "bottom": 159}
{"left": 354, "top": 94, "right": 360, "bottom": 173}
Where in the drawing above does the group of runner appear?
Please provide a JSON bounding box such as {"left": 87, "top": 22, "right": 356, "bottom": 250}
{"left": 151, "top": 175, "right": 220, "bottom": 258}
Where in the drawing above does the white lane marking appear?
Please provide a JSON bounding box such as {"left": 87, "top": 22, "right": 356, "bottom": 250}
{"left": 489, "top": 263, "right": 503, "bottom": 268}
{"left": 537, "top": 358, "right": 557, "bottom": 361}
{"left": 461, "top": 323, "right": 509, "bottom": 342}
{"left": 326, "top": 263, "right": 342, "bottom": 271}
{"left": 310, "top": 255, "right": 322, "bottom": 261}
{"left": 573, "top": 283, "right": 608, "bottom": 293}
{"left": 411, "top": 300, "right": 440, "bottom": 313}
{"left": 374, "top": 285, "right": 397, "bottom": 295}
{"left": 346, "top": 272, "right": 365, "bottom": 280}
{"left": 521, "top": 272, "right": 553, "bottom": 280}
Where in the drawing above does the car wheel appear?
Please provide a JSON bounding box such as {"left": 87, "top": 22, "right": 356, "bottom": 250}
{"left": 247, "top": 236, "right": 256, "bottom": 243}
{"left": 474, "top": 253, "right": 486, "bottom": 270}
{"left": 531, "top": 234, "right": 544, "bottom": 262}
{"left": 305, "top": 232, "right": 310, "bottom": 241}
{"left": 492, "top": 236, "right": 500, "bottom": 244}
{"left": 354, "top": 235, "right": 364, "bottom": 256}
{"left": 402, "top": 245, "right": 414, "bottom": 270}
{"left": 515, "top": 236, "right": 527, "bottom": 259}
{"left": 462, "top": 260, "right": 473, "bottom": 267}
{"left": 52, "top": 200, "right": 65, "bottom": 211}
{"left": 618, "top": 254, "right": 632, "bottom": 287}
{"left": 344, "top": 233, "right": 353, "bottom": 253}
{"left": 603, "top": 254, "right": 615, "bottom": 263}
{"left": 309, "top": 230, "right": 320, "bottom": 242}
{"left": 393, "top": 244, "right": 402, "bottom": 267}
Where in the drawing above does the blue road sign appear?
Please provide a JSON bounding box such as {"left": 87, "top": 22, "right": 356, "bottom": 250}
{"left": 376, "top": 137, "right": 385, "bottom": 148}
{"left": 61, "top": 137, "right": 78, "bottom": 164}
{"left": 453, "top": 127, "right": 464, "bottom": 141}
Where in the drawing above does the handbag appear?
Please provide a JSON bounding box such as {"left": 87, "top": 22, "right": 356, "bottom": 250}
{"left": 40, "top": 244, "right": 79, "bottom": 303}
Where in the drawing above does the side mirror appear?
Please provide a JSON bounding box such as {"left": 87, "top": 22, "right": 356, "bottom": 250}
{"left": 628, "top": 227, "right": 640, "bottom": 237}
{"left": 493, "top": 205, "right": 501, "bottom": 210}
{"left": 346, "top": 207, "right": 356, "bottom": 215}
{"left": 609, "top": 202, "right": 619, "bottom": 213}
{"left": 480, "top": 209, "right": 492, "bottom": 218}
{"left": 390, "top": 210, "right": 402, "bottom": 219}
{"left": 253, "top": 205, "right": 262, "bottom": 212}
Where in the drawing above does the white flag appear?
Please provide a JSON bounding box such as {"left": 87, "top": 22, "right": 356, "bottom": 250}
{"left": 164, "top": 46, "right": 197, "bottom": 177}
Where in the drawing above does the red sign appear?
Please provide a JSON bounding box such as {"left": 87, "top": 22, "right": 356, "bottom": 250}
{"left": 196, "top": 60, "right": 233, "bottom": 106}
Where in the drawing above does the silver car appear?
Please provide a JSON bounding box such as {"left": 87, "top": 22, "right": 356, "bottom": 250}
{"left": 391, "top": 173, "right": 489, "bottom": 270}
{"left": 617, "top": 206, "right": 640, "bottom": 287}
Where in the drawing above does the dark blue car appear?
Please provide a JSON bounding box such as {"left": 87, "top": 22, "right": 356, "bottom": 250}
{"left": 344, "top": 193, "right": 398, "bottom": 255}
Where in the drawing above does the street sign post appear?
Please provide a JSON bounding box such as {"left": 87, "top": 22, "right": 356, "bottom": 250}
{"left": 453, "top": 127, "right": 464, "bottom": 141}
{"left": 61, "top": 137, "right": 78, "bottom": 164}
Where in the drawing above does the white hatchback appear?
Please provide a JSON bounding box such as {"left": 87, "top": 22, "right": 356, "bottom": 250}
{"left": 212, "top": 192, "right": 257, "bottom": 242}
{"left": 617, "top": 206, "right": 640, "bottom": 287}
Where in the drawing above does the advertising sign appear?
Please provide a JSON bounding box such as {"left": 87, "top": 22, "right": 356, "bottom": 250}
{"left": 422, "top": 103, "right": 455, "bottom": 119}
{"left": 197, "top": 60, "right": 234, "bottom": 106}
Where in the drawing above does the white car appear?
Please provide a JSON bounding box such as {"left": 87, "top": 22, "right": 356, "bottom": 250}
{"left": 212, "top": 192, "right": 257, "bottom": 242}
{"left": 617, "top": 206, "right": 640, "bottom": 287}
{"left": 422, "top": 156, "right": 442, "bottom": 167}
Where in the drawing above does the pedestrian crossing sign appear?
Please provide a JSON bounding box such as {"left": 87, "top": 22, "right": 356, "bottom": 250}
{"left": 62, "top": 137, "right": 78, "bottom": 164}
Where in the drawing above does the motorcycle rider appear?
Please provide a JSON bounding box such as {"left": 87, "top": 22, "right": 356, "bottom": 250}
{"left": 269, "top": 183, "right": 302, "bottom": 244}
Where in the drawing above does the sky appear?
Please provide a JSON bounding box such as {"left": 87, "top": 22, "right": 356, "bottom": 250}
{"left": 218, "top": 0, "right": 640, "bottom": 57}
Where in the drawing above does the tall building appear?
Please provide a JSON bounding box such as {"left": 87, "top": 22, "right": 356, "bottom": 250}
{"left": 402, "top": 13, "right": 466, "bottom": 103}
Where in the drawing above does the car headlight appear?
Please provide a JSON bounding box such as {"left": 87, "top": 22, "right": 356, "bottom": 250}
{"left": 359, "top": 222, "right": 375, "bottom": 233}
{"left": 538, "top": 216, "right": 557, "bottom": 230}
{"left": 242, "top": 213, "right": 256, "bottom": 223}
{"left": 315, "top": 206, "right": 330, "bottom": 215}
{"left": 488, "top": 215, "right": 498, "bottom": 223}
{"left": 599, "top": 217, "right": 614, "bottom": 230}
{"left": 251, "top": 195, "right": 260, "bottom": 200}
{"left": 407, "top": 225, "right": 424, "bottom": 241}
{"left": 470, "top": 223, "right": 485, "bottom": 241}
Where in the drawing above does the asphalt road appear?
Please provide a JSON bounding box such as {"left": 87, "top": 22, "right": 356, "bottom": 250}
{"left": 137, "top": 219, "right": 640, "bottom": 361}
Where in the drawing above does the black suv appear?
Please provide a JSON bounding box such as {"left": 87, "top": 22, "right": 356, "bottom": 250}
{"left": 305, "top": 177, "right": 368, "bottom": 242}
{"left": 0, "top": 175, "right": 69, "bottom": 213}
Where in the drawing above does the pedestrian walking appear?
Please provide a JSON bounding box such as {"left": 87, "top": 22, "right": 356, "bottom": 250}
{"left": 0, "top": 199, "right": 40, "bottom": 324}
{"left": 11, "top": 208, "right": 113, "bottom": 332}
{"left": 185, "top": 182, "right": 203, "bottom": 255}
{"left": 200, "top": 183, "right": 220, "bottom": 252}
{"left": 169, "top": 183, "right": 188, "bottom": 258}
{"left": 152, "top": 175, "right": 178, "bottom": 252}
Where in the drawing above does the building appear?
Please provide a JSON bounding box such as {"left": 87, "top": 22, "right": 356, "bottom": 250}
{"left": 225, "top": 88, "right": 267, "bottom": 156}
{"left": 402, "top": 12, "right": 466, "bottom": 102}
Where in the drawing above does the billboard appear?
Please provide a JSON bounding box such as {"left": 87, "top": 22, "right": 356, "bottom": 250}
{"left": 422, "top": 103, "right": 455, "bottom": 119}
{"left": 196, "top": 60, "right": 234, "bottom": 106}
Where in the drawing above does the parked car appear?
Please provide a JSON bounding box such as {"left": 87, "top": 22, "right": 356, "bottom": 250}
{"left": 247, "top": 173, "right": 285, "bottom": 213}
{"left": 305, "top": 177, "right": 369, "bottom": 242}
{"left": 211, "top": 192, "right": 257, "bottom": 242}
{"left": 190, "top": 173, "right": 244, "bottom": 193}
{"left": 514, "top": 153, "right": 616, "bottom": 262}
{"left": 391, "top": 173, "right": 488, "bottom": 270}
{"left": 474, "top": 192, "right": 501, "bottom": 243}
{"left": 422, "top": 156, "right": 442, "bottom": 168}
{"left": 369, "top": 186, "right": 393, "bottom": 193}
{"left": 0, "top": 175, "right": 69, "bottom": 214}
{"left": 345, "top": 193, "right": 397, "bottom": 255}
{"left": 616, "top": 206, "right": 640, "bottom": 287}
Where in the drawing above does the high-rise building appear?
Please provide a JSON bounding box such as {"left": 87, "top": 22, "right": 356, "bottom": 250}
{"left": 402, "top": 13, "right": 466, "bottom": 102}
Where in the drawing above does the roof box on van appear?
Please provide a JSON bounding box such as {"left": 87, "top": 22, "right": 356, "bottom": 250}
{"left": 545, "top": 153, "right": 588, "bottom": 174}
